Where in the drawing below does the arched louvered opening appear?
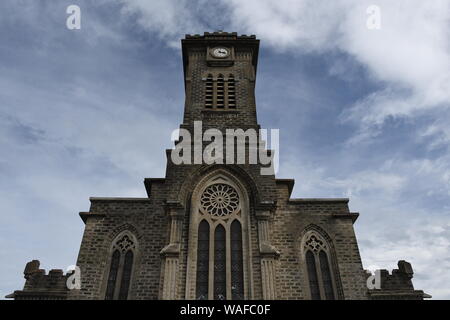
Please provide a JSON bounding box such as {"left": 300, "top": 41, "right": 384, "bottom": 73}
{"left": 227, "top": 74, "right": 236, "bottom": 108}
{"left": 196, "top": 220, "right": 210, "bottom": 300}
{"left": 216, "top": 75, "right": 225, "bottom": 108}
{"left": 230, "top": 220, "right": 244, "bottom": 300}
{"left": 105, "top": 250, "right": 120, "bottom": 300}
{"left": 319, "top": 250, "right": 335, "bottom": 300}
{"left": 205, "top": 74, "right": 213, "bottom": 108}
{"left": 214, "top": 224, "right": 226, "bottom": 300}
{"left": 118, "top": 250, "right": 134, "bottom": 300}
{"left": 306, "top": 250, "right": 320, "bottom": 300}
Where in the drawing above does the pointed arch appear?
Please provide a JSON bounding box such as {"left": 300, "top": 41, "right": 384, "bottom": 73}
{"left": 185, "top": 169, "right": 253, "bottom": 300}
{"left": 179, "top": 166, "right": 261, "bottom": 210}
{"left": 299, "top": 226, "right": 342, "bottom": 300}
{"left": 103, "top": 230, "right": 139, "bottom": 300}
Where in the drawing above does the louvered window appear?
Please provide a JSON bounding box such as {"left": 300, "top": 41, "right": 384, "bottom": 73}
{"left": 204, "top": 74, "right": 237, "bottom": 109}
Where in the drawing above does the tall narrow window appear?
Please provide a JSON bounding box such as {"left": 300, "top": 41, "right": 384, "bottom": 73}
{"left": 105, "top": 233, "right": 137, "bottom": 300}
{"left": 205, "top": 74, "right": 213, "bottom": 108}
{"left": 196, "top": 220, "right": 210, "bottom": 300}
{"left": 306, "top": 250, "right": 320, "bottom": 300}
{"left": 118, "top": 250, "right": 134, "bottom": 300}
{"left": 319, "top": 251, "right": 335, "bottom": 300}
{"left": 231, "top": 220, "right": 244, "bottom": 300}
{"left": 303, "top": 232, "right": 338, "bottom": 300}
{"left": 214, "top": 225, "right": 226, "bottom": 300}
{"left": 105, "top": 250, "right": 120, "bottom": 300}
{"left": 227, "top": 74, "right": 236, "bottom": 108}
{"left": 216, "top": 75, "right": 225, "bottom": 108}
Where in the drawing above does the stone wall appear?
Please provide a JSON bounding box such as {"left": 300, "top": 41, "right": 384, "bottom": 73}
{"left": 69, "top": 196, "right": 168, "bottom": 300}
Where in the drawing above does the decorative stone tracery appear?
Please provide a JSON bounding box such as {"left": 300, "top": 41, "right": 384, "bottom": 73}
{"left": 200, "top": 183, "right": 240, "bottom": 217}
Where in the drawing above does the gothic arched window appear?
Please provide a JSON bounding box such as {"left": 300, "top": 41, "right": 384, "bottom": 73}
{"left": 303, "top": 232, "right": 337, "bottom": 300}
{"left": 105, "top": 232, "right": 137, "bottom": 300}
{"left": 191, "top": 179, "right": 247, "bottom": 300}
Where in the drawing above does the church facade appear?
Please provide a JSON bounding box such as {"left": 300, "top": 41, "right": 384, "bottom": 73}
{"left": 8, "top": 32, "right": 427, "bottom": 300}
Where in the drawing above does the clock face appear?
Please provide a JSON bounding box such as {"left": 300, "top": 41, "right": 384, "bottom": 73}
{"left": 212, "top": 47, "right": 230, "bottom": 58}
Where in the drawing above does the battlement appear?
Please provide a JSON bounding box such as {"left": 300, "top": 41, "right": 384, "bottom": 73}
{"left": 366, "top": 260, "right": 430, "bottom": 300}
{"left": 377, "top": 260, "right": 414, "bottom": 290}
{"left": 6, "top": 260, "right": 70, "bottom": 300}
{"left": 185, "top": 31, "right": 257, "bottom": 40}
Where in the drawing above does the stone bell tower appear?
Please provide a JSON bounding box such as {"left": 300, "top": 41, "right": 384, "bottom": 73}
{"left": 159, "top": 31, "right": 281, "bottom": 300}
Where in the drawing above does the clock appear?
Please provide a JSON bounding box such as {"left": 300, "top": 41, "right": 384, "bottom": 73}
{"left": 211, "top": 47, "right": 230, "bottom": 58}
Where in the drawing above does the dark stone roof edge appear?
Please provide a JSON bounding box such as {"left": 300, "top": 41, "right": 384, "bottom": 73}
{"left": 144, "top": 178, "right": 166, "bottom": 197}
{"left": 288, "top": 198, "right": 350, "bottom": 204}
{"left": 89, "top": 197, "right": 151, "bottom": 201}
{"left": 275, "top": 179, "right": 295, "bottom": 197}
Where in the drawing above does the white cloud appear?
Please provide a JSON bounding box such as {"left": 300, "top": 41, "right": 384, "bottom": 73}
{"left": 229, "top": 0, "right": 450, "bottom": 142}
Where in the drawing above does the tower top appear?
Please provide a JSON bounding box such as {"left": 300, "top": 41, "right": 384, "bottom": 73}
{"left": 184, "top": 31, "right": 257, "bottom": 40}
{"left": 181, "top": 32, "right": 260, "bottom": 84}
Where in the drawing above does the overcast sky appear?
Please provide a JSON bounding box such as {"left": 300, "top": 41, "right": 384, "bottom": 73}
{"left": 1, "top": 0, "right": 449, "bottom": 299}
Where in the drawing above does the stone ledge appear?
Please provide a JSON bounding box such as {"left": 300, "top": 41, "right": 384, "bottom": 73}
{"left": 6, "top": 290, "right": 68, "bottom": 300}
{"left": 368, "top": 290, "right": 430, "bottom": 300}
{"left": 289, "top": 198, "right": 349, "bottom": 204}
{"left": 79, "top": 211, "right": 106, "bottom": 223}
{"left": 89, "top": 197, "right": 151, "bottom": 202}
{"left": 333, "top": 212, "right": 359, "bottom": 223}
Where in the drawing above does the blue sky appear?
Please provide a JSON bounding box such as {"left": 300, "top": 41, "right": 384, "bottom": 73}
{"left": 1, "top": 0, "right": 449, "bottom": 299}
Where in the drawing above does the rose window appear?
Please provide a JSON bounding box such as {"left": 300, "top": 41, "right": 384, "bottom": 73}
{"left": 200, "top": 184, "right": 240, "bottom": 217}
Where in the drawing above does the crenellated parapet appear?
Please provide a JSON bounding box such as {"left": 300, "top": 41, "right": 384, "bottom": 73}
{"left": 6, "top": 260, "right": 71, "bottom": 300}
{"left": 367, "top": 260, "right": 431, "bottom": 300}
